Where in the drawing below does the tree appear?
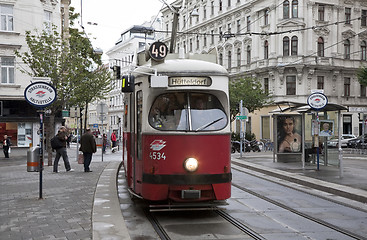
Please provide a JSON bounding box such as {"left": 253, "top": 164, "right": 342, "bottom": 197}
{"left": 229, "top": 77, "right": 272, "bottom": 121}
{"left": 357, "top": 67, "right": 367, "bottom": 86}
{"left": 16, "top": 11, "right": 112, "bottom": 165}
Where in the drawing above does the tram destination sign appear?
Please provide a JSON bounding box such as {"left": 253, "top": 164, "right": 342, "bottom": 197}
{"left": 168, "top": 77, "right": 212, "bottom": 87}
{"left": 24, "top": 81, "right": 57, "bottom": 108}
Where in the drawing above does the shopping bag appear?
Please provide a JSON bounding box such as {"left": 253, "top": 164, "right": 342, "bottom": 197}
{"left": 78, "top": 153, "right": 84, "bottom": 164}
{"left": 8, "top": 148, "right": 11, "bottom": 154}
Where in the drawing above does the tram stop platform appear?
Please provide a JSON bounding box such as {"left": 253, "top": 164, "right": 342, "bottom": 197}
{"left": 0, "top": 146, "right": 367, "bottom": 239}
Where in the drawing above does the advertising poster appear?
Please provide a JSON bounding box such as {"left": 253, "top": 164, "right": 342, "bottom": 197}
{"left": 319, "top": 120, "right": 334, "bottom": 137}
{"left": 277, "top": 115, "right": 302, "bottom": 153}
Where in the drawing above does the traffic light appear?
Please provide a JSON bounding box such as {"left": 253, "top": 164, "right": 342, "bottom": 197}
{"left": 121, "top": 74, "right": 135, "bottom": 93}
{"left": 113, "top": 66, "right": 121, "bottom": 79}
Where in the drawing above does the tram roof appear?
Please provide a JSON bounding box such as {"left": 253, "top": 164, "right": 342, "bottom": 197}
{"left": 134, "top": 53, "right": 228, "bottom": 76}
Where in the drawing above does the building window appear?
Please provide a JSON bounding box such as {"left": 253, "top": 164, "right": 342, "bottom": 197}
{"left": 219, "top": 27, "right": 222, "bottom": 41}
{"left": 344, "top": 39, "right": 350, "bottom": 59}
{"left": 264, "top": 78, "right": 269, "bottom": 94}
{"left": 291, "top": 36, "right": 298, "bottom": 55}
{"left": 318, "top": 5, "right": 325, "bottom": 21}
{"left": 286, "top": 76, "right": 296, "bottom": 95}
{"left": 203, "top": 5, "right": 207, "bottom": 19}
{"left": 246, "top": 16, "right": 251, "bottom": 32}
{"left": 219, "top": 0, "right": 223, "bottom": 11}
{"left": 227, "top": 23, "right": 231, "bottom": 33}
{"left": 264, "top": 9, "right": 269, "bottom": 25}
{"left": 317, "top": 76, "right": 324, "bottom": 89}
{"left": 228, "top": 0, "right": 231, "bottom": 7}
{"left": 261, "top": 116, "right": 271, "bottom": 139}
{"left": 237, "top": 48, "right": 241, "bottom": 67}
{"left": 345, "top": 8, "right": 351, "bottom": 24}
{"left": 264, "top": 40, "right": 269, "bottom": 59}
{"left": 219, "top": 53, "right": 223, "bottom": 65}
{"left": 203, "top": 34, "right": 207, "bottom": 47}
{"left": 292, "top": 0, "right": 298, "bottom": 18}
{"left": 361, "top": 84, "right": 366, "bottom": 97}
{"left": 1, "top": 57, "right": 14, "bottom": 84}
{"left": 344, "top": 77, "right": 350, "bottom": 97}
{"left": 247, "top": 45, "right": 251, "bottom": 64}
{"left": 44, "top": 10, "right": 52, "bottom": 32}
{"left": 361, "top": 41, "right": 367, "bottom": 60}
{"left": 0, "top": 5, "right": 13, "bottom": 31}
{"left": 283, "top": 0, "right": 289, "bottom": 19}
{"left": 317, "top": 37, "right": 324, "bottom": 57}
{"left": 362, "top": 10, "right": 367, "bottom": 27}
{"left": 237, "top": 19, "right": 241, "bottom": 33}
{"left": 211, "top": 30, "right": 214, "bottom": 44}
{"left": 196, "top": 35, "right": 199, "bottom": 50}
{"left": 283, "top": 37, "right": 290, "bottom": 56}
{"left": 189, "top": 38, "right": 193, "bottom": 52}
{"left": 211, "top": 1, "right": 214, "bottom": 15}
{"left": 228, "top": 51, "right": 232, "bottom": 69}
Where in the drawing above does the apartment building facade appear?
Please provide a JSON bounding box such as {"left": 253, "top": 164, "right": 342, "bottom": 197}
{"left": 161, "top": 0, "right": 367, "bottom": 140}
{"left": 103, "top": 19, "right": 162, "bottom": 140}
{"left": 0, "top": 0, "right": 69, "bottom": 147}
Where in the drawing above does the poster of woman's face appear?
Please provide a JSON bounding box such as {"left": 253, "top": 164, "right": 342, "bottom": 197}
{"left": 319, "top": 120, "right": 334, "bottom": 137}
{"left": 277, "top": 115, "right": 302, "bottom": 153}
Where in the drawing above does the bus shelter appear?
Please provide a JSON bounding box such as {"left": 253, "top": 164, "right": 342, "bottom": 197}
{"left": 272, "top": 101, "right": 348, "bottom": 178}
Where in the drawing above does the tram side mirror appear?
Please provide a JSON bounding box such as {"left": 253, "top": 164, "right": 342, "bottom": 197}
{"left": 121, "top": 75, "right": 135, "bottom": 93}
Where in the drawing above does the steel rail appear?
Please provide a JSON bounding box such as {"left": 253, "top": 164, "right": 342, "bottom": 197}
{"left": 143, "top": 208, "right": 171, "bottom": 240}
{"left": 215, "top": 209, "right": 266, "bottom": 240}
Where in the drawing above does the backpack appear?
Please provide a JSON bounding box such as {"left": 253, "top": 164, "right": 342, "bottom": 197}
{"left": 51, "top": 135, "right": 63, "bottom": 149}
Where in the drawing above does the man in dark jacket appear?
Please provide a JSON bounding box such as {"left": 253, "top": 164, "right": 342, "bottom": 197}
{"left": 3, "top": 135, "right": 11, "bottom": 158}
{"left": 53, "top": 126, "right": 73, "bottom": 173}
{"left": 80, "top": 128, "right": 96, "bottom": 172}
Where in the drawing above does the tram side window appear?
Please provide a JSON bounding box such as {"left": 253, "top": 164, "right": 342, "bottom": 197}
{"left": 149, "top": 92, "right": 227, "bottom": 131}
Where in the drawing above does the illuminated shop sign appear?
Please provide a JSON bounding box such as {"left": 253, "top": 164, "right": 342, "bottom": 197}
{"left": 168, "top": 77, "right": 212, "bottom": 87}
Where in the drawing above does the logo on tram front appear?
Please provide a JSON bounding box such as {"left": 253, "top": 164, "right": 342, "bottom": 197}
{"left": 150, "top": 140, "right": 166, "bottom": 151}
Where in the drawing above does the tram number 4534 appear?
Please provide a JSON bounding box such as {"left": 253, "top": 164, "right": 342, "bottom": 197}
{"left": 149, "top": 151, "right": 166, "bottom": 160}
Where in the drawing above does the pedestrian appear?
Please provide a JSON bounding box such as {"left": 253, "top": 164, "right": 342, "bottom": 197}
{"left": 2, "top": 135, "right": 11, "bottom": 158}
{"left": 53, "top": 126, "right": 74, "bottom": 173}
{"left": 102, "top": 133, "right": 107, "bottom": 153}
{"left": 79, "top": 128, "right": 96, "bottom": 172}
{"left": 111, "top": 131, "right": 117, "bottom": 148}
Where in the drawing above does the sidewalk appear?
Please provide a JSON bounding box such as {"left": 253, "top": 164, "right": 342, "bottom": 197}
{"left": 1, "top": 146, "right": 366, "bottom": 240}
{"left": 0, "top": 144, "right": 125, "bottom": 240}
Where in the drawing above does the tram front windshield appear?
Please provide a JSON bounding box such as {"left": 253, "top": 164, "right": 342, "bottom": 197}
{"left": 149, "top": 93, "right": 227, "bottom": 131}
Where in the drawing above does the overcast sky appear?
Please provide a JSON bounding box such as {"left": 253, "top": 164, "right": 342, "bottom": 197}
{"left": 70, "top": 0, "right": 174, "bottom": 61}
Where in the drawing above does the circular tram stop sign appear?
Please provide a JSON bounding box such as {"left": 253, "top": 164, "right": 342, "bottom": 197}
{"left": 24, "top": 81, "right": 57, "bottom": 108}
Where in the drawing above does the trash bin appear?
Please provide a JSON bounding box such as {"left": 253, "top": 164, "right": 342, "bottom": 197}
{"left": 27, "top": 147, "right": 40, "bottom": 172}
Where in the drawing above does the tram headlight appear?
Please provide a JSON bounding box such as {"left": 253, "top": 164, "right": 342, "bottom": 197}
{"left": 184, "top": 158, "right": 198, "bottom": 172}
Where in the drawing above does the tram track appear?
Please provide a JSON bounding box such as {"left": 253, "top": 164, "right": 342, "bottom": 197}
{"left": 231, "top": 166, "right": 366, "bottom": 240}
{"left": 143, "top": 206, "right": 266, "bottom": 239}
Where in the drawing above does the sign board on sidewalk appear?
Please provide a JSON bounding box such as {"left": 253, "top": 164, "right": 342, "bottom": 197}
{"left": 24, "top": 81, "right": 57, "bottom": 108}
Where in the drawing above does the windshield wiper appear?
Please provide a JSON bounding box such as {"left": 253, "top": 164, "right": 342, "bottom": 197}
{"left": 195, "top": 117, "right": 224, "bottom": 132}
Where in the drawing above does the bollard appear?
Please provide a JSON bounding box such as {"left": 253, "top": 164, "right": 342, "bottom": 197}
{"left": 27, "top": 147, "right": 40, "bottom": 172}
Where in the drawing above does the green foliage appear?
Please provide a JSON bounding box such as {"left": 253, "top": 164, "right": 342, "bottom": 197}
{"left": 357, "top": 67, "right": 367, "bottom": 86}
{"left": 16, "top": 24, "right": 112, "bottom": 113}
{"left": 229, "top": 77, "right": 272, "bottom": 121}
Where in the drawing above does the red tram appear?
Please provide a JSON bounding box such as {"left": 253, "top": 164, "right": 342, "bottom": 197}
{"left": 122, "top": 42, "right": 231, "bottom": 207}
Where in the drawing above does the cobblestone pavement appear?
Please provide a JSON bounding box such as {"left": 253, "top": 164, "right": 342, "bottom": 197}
{"left": 0, "top": 145, "right": 120, "bottom": 240}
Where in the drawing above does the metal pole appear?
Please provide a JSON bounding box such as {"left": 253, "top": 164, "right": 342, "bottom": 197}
{"left": 338, "top": 110, "right": 343, "bottom": 178}
{"left": 38, "top": 110, "right": 44, "bottom": 199}
{"left": 316, "top": 112, "right": 320, "bottom": 171}
{"left": 76, "top": 118, "right": 79, "bottom": 162}
{"left": 240, "top": 100, "right": 243, "bottom": 158}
